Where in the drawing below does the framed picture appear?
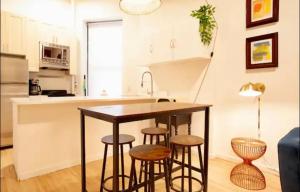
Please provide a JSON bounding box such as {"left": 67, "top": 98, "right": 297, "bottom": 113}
{"left": 246, "top": 33, "right": 278, "bottom": 69}
{"left": 246, "top": 0, "right": 279, "bottom": 28}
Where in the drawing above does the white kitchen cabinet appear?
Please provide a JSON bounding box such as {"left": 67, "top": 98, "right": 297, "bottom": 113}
{"left": 55, "top": 27, "right": 71, "bottom": 45}
{"left": 0, "top": 11, "right": 25, "bottom": 55}
{"left": 140, "top": 9, "right": 210, "bottom": 66}
{"left": 39, "top": 23, "right": 70, "bottom": 45}
{"left": 38, "top": 22, "right": 55, "bottom": 43}
{"left": 1, "top": 11, "right": 77, "bottom": 73}
{"left": 69, "top": 36, "right": 78, "bottom": 75}
{"left": 150, "top": 26, "right": 174, "bottom": 64}
{"left": 24, "top": 18, "right": 39, "bottom": 72}
{"left": 1, "top": 11, "right": 9, "bottom": 53}
{"left": 7, "top": 13, "right": 25, "bottom": 55}
{"left": 173, "top": 20, "right": 210, "bottom": 60}
{"left": 139, "top": 25, "right": 172, "bottom": 65}
{"left": 145, "top": 22, "right": 208, "bottom": 65}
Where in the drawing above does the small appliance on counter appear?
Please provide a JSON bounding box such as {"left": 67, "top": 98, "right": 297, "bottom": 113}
{"left": 29, "top": 79, "right": 42, "bottom": 95}
{"left": 41, "top": 90, "right": 75, "bottom": 97}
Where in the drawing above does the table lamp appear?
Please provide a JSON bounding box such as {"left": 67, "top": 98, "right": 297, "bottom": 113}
{"left": 239, "top": 82, "right": 265, "bottom": 139}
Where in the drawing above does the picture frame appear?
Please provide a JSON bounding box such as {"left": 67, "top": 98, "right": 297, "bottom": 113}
{"left": 246, "top": 33, "right": 278, "bottom": 69}
{"left": 246, "top": 0, "right": 279, "bottom": 28}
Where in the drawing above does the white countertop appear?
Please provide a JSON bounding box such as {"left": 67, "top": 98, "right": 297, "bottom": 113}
{"left": 11, "top": 95, "right": 156, "bottom": 105}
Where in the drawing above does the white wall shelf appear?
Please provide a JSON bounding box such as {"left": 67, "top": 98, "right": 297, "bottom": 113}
{"left": 139, "top": 56, "right": 210, "bottom": 97}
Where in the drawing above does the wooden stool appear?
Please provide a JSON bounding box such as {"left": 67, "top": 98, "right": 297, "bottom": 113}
{"left": 170, "top": 135, "right": 205, "bottom": 192}
{"left": 139, "top": 127, "right": 168, "bottom": 182}
{"left": 128, "top": 145, "right": 171, "bottom": 192}
{"left": 141, "top": 127, "right": 168, "bottom": 145}
{"left": 100, "top": 134, "right": 136, "bottom": 192}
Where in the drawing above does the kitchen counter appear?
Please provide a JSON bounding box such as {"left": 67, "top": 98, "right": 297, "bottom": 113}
{"left": 12, "top": 96, "right": 156, "bottom": 180}
{"left": 11, "top": 95, "right": 154, "bottom": 105}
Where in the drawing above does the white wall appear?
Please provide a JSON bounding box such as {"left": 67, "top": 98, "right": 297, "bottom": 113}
{"left": 208, "top": 0, "right": 299, "bottom": 171}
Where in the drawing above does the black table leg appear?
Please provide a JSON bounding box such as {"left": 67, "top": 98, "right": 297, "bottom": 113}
{"left": 113, "top": 123, "right": 120, "bottom": 192}
{"left": 204, "top": 107, "right": 210, "bottom": 192}
{"left": 167, "top": 116, "right": 171, "bottom": 147}
{"left": 80, "top": 111, "right": 87, "bottom": 192}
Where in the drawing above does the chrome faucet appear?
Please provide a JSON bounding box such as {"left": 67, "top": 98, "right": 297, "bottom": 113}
{"left": 141, "top": 71, "right": 153, "bottom": 96}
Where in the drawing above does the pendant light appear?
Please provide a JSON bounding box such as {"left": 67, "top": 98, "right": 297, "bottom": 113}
{"left": 119, "top": 0, "right": 161, "bottom": 15}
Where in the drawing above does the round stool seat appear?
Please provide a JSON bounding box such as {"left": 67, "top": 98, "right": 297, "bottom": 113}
{"left": 129, "top": 145, "right": 171, "bottom": 161}
{"left": 141, "top": 127, "right": 168, "bottom": 135}
{"left": 101, "top": 134, "right": 135, "bottom": 145}
{"left": 170, "top": 135, "right": 204, "bottom": 146}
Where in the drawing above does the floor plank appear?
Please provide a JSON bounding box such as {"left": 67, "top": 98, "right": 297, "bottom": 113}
{"left": 0, "top": 149, "right": 281, "bottom": 192}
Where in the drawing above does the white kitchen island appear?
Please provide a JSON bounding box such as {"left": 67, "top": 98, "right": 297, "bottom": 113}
{"left": 11, "top": 96, "right": 156, "bottom": 180}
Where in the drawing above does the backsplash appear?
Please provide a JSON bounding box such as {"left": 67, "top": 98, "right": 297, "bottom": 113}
{"left": 29, "top": 69, "right": 73, "bottom": 93}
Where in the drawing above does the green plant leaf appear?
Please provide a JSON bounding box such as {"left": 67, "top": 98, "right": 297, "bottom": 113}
{"left": 191, "top": 4, "right": 216, "bottom": 46}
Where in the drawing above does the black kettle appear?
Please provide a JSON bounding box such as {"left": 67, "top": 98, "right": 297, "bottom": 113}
{"left": 29, "top": 79, "right": 42, "bottom": 95}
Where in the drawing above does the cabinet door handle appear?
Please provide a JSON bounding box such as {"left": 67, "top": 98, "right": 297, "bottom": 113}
{"left": 170, "top": 39, "right": 176, "bottom": 49}
{"left": 149, "top": 44, "right": 153, "bottom": 54}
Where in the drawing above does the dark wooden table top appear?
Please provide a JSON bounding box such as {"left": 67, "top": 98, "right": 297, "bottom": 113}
{"left": 79, "top": 102, "right": 212, "bottom": 123}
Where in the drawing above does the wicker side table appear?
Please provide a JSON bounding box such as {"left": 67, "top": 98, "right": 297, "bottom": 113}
{"left": 230, "top": 137, "right": 267, "bottom": 190}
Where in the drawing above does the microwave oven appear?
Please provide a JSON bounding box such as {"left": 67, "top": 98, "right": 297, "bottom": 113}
{"left": 39, "top": 42, "right": 70, "bottom": 69}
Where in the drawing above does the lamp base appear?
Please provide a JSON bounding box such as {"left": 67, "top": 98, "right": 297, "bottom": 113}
{"left": 230, "top": 163, "right": 266, "bottom": 190}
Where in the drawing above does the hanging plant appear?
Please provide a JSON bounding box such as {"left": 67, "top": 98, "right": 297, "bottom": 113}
{"left": 191, "top": 4, "right": 216, "bottom": 46}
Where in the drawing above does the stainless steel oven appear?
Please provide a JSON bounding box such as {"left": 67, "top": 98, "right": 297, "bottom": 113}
{"left": 40, "top": 42, "right": 70, "bottom": 69}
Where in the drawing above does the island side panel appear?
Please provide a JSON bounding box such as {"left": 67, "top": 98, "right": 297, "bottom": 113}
{"left": 13, "top": 99, "right": 155, "bottom": 180}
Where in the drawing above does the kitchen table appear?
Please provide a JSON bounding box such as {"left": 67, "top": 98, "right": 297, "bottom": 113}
{"left": 78, "top": 102, "right": 212, "bottom": 192}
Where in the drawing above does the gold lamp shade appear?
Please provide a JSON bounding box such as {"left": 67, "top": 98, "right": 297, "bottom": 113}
{"left": 239, "top": 82, "right": 265, "bottom": 97}
{"left": 119, "top": 0, "right": 161, "bottom": 15}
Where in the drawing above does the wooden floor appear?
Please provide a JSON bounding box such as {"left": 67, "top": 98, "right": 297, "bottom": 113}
{"left": 0, "top": 149, "right": 281, "bottom": 192}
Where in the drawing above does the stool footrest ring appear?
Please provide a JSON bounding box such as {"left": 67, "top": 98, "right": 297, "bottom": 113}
{"left": 171, "top": 175, "right": 204, "bottom": 192}
{"left": 103, "top": 175, "right": 131, "bottom": 192}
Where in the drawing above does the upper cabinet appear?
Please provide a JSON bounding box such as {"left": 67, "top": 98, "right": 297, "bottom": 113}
{"left": 140, "top": 21, "right": 210, "bottom": 66}
{"left": 0, "top": 12, "right": 9, "bottom": 52}
{"left": 69, "top": 37, "right": 78, "bottom": 76}
{"left": 138, "top": 1, "right": 211, "bottom": 66}
{"left": 1, "top": 11, "right": 25, "bottom": 55}
{"left": 38, "top": 22, "right": 55, "bottom": 43}
{"left": 24, "top": 18, "right": 39, "bottom": 72}
{"left": 55, "top": 27, "right": 71, "bottom": 45}
{"left": 1, "top": 11, "right": 78, "bottom": 75}
{"left": 39, "top": 23, "right": 70, "bottom": 45}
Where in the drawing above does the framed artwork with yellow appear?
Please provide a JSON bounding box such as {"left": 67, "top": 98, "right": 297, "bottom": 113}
{"left": 246, "top": 33, "right": 278, "bottom": 69}
{"left": 246, "top": 0, "right": 279, "bottom": 28}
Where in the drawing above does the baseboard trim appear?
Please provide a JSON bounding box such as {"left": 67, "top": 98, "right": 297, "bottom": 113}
{"left": 16, "top": 149, "right": 118, "bottom": 181}
{"left": 0, "top": 145, "right": 13, "bottom": 151}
